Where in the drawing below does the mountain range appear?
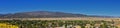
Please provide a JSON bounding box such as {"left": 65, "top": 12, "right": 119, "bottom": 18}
{"left": 0, "top": 11, "right": 114, "bottom": 18}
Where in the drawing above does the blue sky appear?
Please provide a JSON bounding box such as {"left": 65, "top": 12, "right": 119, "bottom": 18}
{"left": 0, "top": 0, "right": 120, "bottom": 16}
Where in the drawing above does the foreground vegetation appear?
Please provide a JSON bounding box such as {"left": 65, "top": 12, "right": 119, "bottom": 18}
{"left": 0, "top": 23, "right": 18, "bottom": 28}
{"left": 0, "top": 20, "right": 119, "bottom": 28}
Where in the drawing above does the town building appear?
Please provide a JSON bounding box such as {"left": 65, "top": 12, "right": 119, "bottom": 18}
{"left": 85, "top": 24, "right": 93, "bottom": 28}
{"left": 73, "top": 25, "right": 81, "bottom": 28}
{"left": 94, "top": 24, "right": 101, "bottom": 28}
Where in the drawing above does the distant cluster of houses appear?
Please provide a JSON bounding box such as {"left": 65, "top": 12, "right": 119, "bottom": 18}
{"left": 52, "top": 23, "right": 120, "bottom": 28}
{"left": 50, "top": 19, "right": 120, "bottom": 28}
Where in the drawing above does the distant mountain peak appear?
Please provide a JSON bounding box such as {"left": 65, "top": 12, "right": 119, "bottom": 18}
{"left": 0, "top": 11, "right": 87, "bottom": 18}
{"left": 0, "top": 11, "right": 115, "bottom": 18}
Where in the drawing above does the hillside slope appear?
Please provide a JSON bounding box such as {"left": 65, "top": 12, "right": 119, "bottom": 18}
{"left": 0, "top": 11, "right": 87, "bottom": 18}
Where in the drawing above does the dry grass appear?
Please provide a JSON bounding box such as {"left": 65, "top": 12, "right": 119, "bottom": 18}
{"left": 0, "top": 17, "right": 120, "bottom": 21}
